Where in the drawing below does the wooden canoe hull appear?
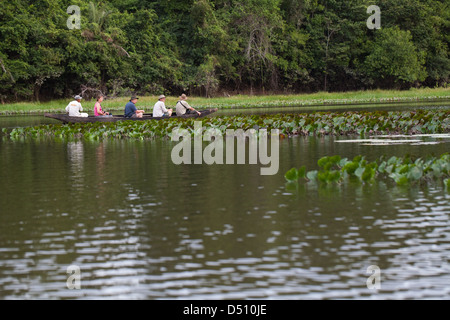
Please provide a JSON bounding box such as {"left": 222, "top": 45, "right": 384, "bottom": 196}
{"left": 44, "top": 108, "right": 218, "bottom": 124}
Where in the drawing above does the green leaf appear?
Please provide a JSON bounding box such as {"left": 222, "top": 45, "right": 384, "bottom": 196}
{"left": 431, "top": 163, "right": 443, "bottom": 178}
{"left": 344, "top": 161, "right": 359, "bottom": 175}
{"left": 390, "top": 173, "right": 408, "bottom": 185}
{"left": 407, "top": 166, "right": 423, "bottom": 181}
{"left": 339, "top": 158, "right": 349, "bottom": 168}
{"left": 324, "top": 162, "right": 334, "bottom": 171}
{"left": 378, "top": 161, "right": 387, "bottom": 174}
{"left": 396, "top": 175, "right": 409, "bottom": 185}
{"left": 353, "top": 155, "right": 363, "bottom": 163}
{"left": 362, "top": 167, "right": 375, "bottom": 182}
{"left": 306, "top": 170, "right": 318, "bottom": 182}
{"left": 444, "top": 179, "right": 450, "bottom": 190}
{"left": 318, "top": 156, "right": 329, "bottom": 168}
{"left": 285, "top": 168, "right": 299, "bottom": 182}
{"left": 387, "top": 156, "right": 398, "bottom": 165}
{"left": 385, "top": 164, "right": 394, "bottom": 174}
{"left": 328, "top": 170, "right": 341, "bottom": 183}
{"left": 298, "top": 166, "right": 306, "bottom": 179}
{"left": 398, "top": 164, "right": 410, "bottom": 174}
{"left": 329, "top": 155, "right": 341, "bottom": 164}
{"left": 317, "top": 171, "right": 329, "bottom": 184}
{"left": 355, "top": 167, "right": 365, "bottom": 179}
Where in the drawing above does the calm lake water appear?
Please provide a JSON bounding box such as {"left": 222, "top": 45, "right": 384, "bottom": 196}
{"left": 0, "top": 106, "right": 449, "bottom": 300}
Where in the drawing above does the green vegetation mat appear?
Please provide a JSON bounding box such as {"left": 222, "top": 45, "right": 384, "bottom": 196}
{"left": 285, "top": 153, "right": 450, "bottom": 188}
{"left": 3, "top": 110, "right": 449, "bottom": 141}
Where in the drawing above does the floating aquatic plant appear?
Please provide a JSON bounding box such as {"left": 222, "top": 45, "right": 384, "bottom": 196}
{"left": 4, "top": 110, "right": 450, "bottom": 141}
{"left": 285, "top": 153, "right": 450, "bottom": 188}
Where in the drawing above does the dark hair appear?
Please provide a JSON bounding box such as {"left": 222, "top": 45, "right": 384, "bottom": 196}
{"left": 97, "top": 95, "right": 104, "bottom": 101}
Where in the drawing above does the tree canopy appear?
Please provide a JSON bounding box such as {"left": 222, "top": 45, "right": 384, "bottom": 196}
{"left": 0, "top": 0, "right": 448, "bottom": 102}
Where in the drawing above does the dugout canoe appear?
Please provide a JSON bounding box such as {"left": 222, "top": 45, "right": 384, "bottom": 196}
{"left": 44, "top": 108, "right": 218, "bottom": 124}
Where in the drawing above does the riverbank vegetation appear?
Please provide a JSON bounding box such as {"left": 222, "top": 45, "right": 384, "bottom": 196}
{"left": 1, "top": 0, "right": 448, "bottom": 103}
{"left": 3, "top": 110, "right": 449, "bottom": 141}
{"left": 0, "top": 87, "right": 449, "bottom": 115}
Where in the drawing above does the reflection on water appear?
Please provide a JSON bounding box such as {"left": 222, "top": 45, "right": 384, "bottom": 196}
{"left": 0, "top": 132, "right": 449, "bottom": 299}
{"left": 0, "top": 115, "right": 58, "bottom": 129}
{"left": 68, "top": 142, "right": 84, "bottom": 182}
{"left": 336, "top": 134, "right": 450, "bottom": 146}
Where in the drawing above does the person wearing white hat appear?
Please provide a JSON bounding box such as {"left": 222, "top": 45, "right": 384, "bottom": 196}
{"left": 175, "top": 94, "right": 201, "bottom": 116}
{"left": 152, "top": 95, "right": 173, "bottom": 118}
{"left": 66, "top": 95, "right": 88, "bottom": 117}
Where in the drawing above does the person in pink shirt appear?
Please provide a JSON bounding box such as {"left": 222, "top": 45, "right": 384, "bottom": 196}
{"left": 94, "top": 95, "right": 110, "bottom": 116}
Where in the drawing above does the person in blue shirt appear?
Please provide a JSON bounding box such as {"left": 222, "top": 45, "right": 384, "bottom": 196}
{"left": 124, "top": 96, "right": 144, "bottom": 118}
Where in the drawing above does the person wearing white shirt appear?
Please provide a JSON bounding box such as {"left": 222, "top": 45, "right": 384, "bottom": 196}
{"left": 152, "top": 95, "right": 173, "bottom": 118}
{"left": 66, "top": 95, "right": 88, "bottom": 117}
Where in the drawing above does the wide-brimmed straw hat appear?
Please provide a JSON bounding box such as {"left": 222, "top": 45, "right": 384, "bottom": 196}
{"left": 179, "top": 94, "right": 187, "bottom": 100}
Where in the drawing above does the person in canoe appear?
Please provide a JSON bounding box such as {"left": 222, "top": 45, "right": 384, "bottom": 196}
{"left": 94, "top": 94, "right": 111, "bottom": 117}
{"left": 175, "top": 94, "right": 201, "bottom": 116}
{"left": 66, "top": 95, "right": 88, "bottom": 117}
{"left": 124, "top": 95, "right": 145, "bottom": 119}
{"left": 152, "top": 95, "right": 173, "bottom": 118}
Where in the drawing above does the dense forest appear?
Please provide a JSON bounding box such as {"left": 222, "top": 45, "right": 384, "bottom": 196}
{"left": 0, "top": 0, "right": 448, "bottom": 102}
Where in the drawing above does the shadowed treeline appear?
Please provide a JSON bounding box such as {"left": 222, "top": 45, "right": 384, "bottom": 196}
{"left": 0, "top": 0, "right": 448, "bottom": 103}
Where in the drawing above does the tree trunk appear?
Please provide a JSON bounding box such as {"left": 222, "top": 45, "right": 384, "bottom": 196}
{"left": 324, "top": 22, "right": 336, "bottom": 92}
{"left": 34, "top": 84, "right": 41, "bottom": 102}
